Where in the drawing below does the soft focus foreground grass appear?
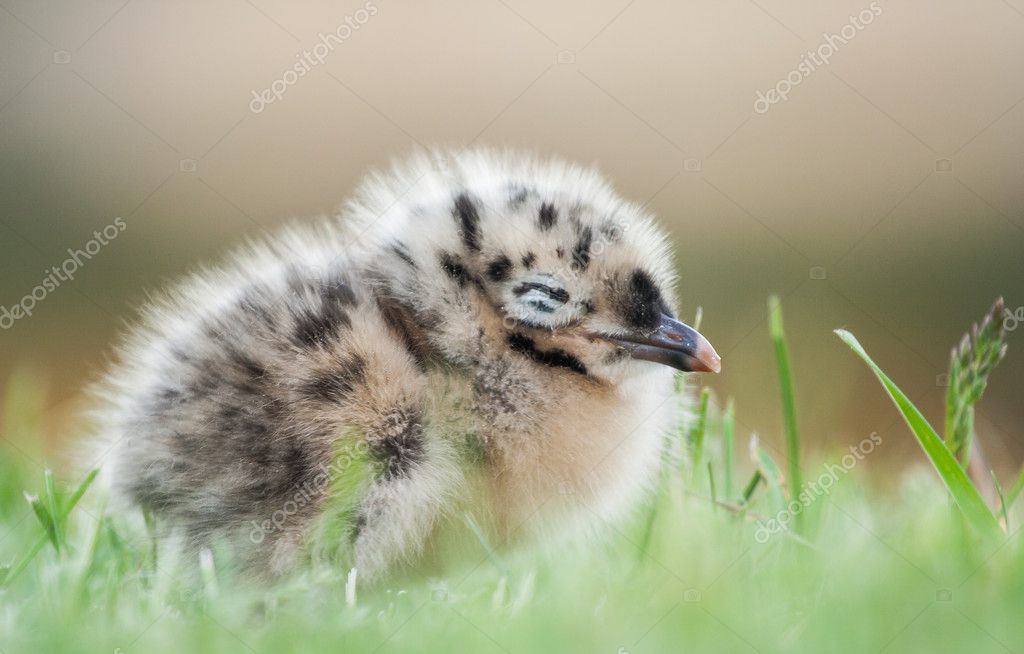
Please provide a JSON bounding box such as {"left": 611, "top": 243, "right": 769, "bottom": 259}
{"left": 2, "top": 377, "right": 1022, "bottom": 654}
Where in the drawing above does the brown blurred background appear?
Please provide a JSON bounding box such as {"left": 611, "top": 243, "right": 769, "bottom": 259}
{"left": 1, "top": 0, "right": 1022, "bottom": 483}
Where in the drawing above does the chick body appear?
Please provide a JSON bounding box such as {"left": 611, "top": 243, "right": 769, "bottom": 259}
{"left": 92, "top": 150, "right": 695, "bottom": 581}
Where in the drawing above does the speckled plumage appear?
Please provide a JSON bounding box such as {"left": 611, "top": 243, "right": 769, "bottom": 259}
{"left": 88, "top": 149, "right": 709, "bottom": 582}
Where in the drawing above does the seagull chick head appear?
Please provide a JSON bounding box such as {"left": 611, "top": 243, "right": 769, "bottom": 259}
{"left": 352, "top": 150, "right": 721, "bottom": 384}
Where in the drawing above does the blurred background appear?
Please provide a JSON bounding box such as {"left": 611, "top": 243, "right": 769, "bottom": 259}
{"left": 1, "top": 0, "right": 1022, "bottom": 483}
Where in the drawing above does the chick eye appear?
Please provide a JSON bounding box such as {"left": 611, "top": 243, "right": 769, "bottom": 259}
{"left": 500, "top": 272, "right": 577, "bottom": 329}
{"left": 512, "top": 280, "right": 570, "bottom": 310}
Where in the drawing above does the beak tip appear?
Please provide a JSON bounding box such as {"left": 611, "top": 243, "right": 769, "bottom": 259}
{"left": 706, "top": 356, "right": 722, "bottom": 374}
{"left": 697, "top": 349, "right": 722, "bottom": 374}
{"left": 693, "top": 335, "right": 722, "bottom": 374}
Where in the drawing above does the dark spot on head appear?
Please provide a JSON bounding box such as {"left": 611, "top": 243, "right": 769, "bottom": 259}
{"left": 486, "top": 255, "right": 513, "bottom": 282}
{"left": 600, "top": 220, "right": 624, "bottom": 243}
{"left": 507, "top": 333, "right": 588, "bottom": 375}
{"left": 567, "top": 204, "right": 584, "bottom": 230}
{"left": 453, "top": 192, "right": 481, "bottom": 252}
{"left": 556, "top": 246, "right": 565, "bottom": 259}
{"left": 439, "top": 251, "right": 471, "bottom": 287}
{"left": 508, "top": 184, "right": 532, "bottom": 208}
{"left": 621, "top": 269, "right": 665, "bottom": 332}
{"left": 306, "top": 355, "right": 366, "bottom": 403}
{"left": 571, "top": 226, "right": 593, "bottom": 271}
{"left": 538, "top": 202, "right": 558, "bottom": 231}
{"left": 521, "top": 252, "right": 536, "bottom": 268}
{"left": 389, "top": 242, "right": 416, "bottom": 268}
{"left": 582, "top": 299, "right": 596, "bottom": 314}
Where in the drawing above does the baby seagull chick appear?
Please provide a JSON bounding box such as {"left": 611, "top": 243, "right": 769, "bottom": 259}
{"left": 92, "top": 149, "right": 720, "bottom": 582}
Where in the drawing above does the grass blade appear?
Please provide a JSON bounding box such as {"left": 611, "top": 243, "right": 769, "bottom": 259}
{"left": 1, "top": 469, "right": 100, "bottom": 588}
{"left": 723, "top": 399, "right": 735, "bottom": 498}
{"left": 750, "top": 435, "right": 787, "bottom": 513}
{"left": 25, "top": 492, "right": 59, "bottom": 552}
{"left": 688, "top": 387, "right": 711, "bottom": 481}
{"left": 1, "top": 534, "right": 48, "bottom": 588}
{"left": 1006, "top": 464, "right": 1024, "bottom": 509}
{"left": 43, "top": 469, "right": 65, "bottom": 553}
{"left": 991, "top": 471, "right": 1009, "bottom": 531}
{"left": 63, "top": 469, "right": 99, "bottom": 516}
{"left": 740, "top": 471, "right": 763, "bottom": 505}
{"left": 768, "top": 297, "right": 803, "bottom": 529}
{"left": 835, "top": 329, "right": 1003, "bottom": 541}
{"left": 637, "top": 439, "right": 671, "bottom": 560}
{"left": 707, "top": 462, "right": 717, "bottom": 509}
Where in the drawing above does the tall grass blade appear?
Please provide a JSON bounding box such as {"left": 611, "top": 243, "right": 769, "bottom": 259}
{"left": 636, "top": 443, "right": 670, "bottom": 560}
{"left": 835, "top": 329, "right": 1003, "bottom": 541}
{"left": 688, "top": 387, "right": 711, "bottom": 481}
{"left": 25, "top": 492, "right": 59, "bottom": 551}
{"left": 750, "top": 435, "right": 787, "bottom": 513}
{"left": 707, "top": 462, "right": 717, "bottom": 509}
{"left": 63, "top": 469, "right": 99, "bottom": 515}
{"left": 768, "top": 297, "right": 803, "bottom": 529}
{"left": 1006, "top": 464, "right": 1024, "bottom": 509}
{"left": 740, "top": 471, "right": 763, "bottom": 505}
{"left": 723, "top": 399, "right": 735, "bottom": 498}
{"left": 43, "top": 469, "right": 65, "bottom": 553}
{"left": 991, "top": 471, "right": 1009, "bottom": 531}
{"left": 2, "top": 469, "right": 100, "bottom": 588}
{"left": 1, "top": 535, "right": 48, "bottom": 588}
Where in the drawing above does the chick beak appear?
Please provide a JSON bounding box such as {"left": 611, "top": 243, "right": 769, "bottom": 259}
{"left": 603, "top": 314, "right": 722, "bottom": 373}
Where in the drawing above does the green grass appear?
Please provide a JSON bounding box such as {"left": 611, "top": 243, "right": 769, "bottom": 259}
{"left": 768, "top": 295, "right": 803, "bottom": 533}
{"left": 1, "top": 301, "right": 1023, "bottom": 653}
